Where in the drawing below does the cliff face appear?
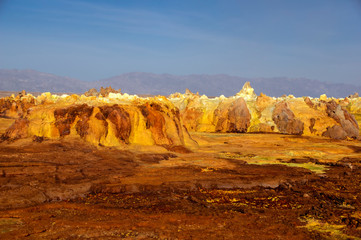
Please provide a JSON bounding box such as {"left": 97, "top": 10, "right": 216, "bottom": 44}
{"left": 169, "top": 83, "right": 360, "bottom": 140}
{"left": 0, "top": 92, "right": 197, "bottom": 150}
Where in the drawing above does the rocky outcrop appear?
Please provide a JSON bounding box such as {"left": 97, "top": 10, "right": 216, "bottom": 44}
{"left": 324, "top": 100, "right": 359, "bottom": 139}
{"left": 272, "top": 102, "right": 304, "bottom": 135}
{"left": 322, "top": 125, "right": 348, "bottom": 140}
{"left": 1, "top": 84, "right": 360, "bottom": 142}
{"left": 171, "top": 96, "right": 250, "bottom": 133}
{"left": 345, "top": 96, "right": 361, "bottom": 138}
{"left": 214, "top": 98, "right": 251, "bottom": 133}
{"left": 1, "top": 118, "right": 29, "bottom": 140}
{"left": 236, "top": 82, "right": 257, "bottom": 100}
{"left": 84, "top": 88, "right": 99, "bottom": 97}
{"left": 348, "top": 92, "right": 359, "bottom": 99}
{"left": 169, "top": 83, "right": 360, "bottom": 140}
{"left": 0, "top": 92, "right": 197, "bottom": 151}
{"left": 84, "top": 87, "right": 121, "bottom": 97}
{"left": 0, "top": 93, "right": 35, "bottom": 119}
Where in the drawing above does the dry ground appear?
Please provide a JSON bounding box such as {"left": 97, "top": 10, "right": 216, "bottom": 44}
{"left": 0, "top": 129, "right": 361, "bottom": 239}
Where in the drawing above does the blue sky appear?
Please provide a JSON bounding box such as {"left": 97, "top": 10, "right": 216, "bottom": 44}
{"left": 0, "top": 0, "right": 361, "bottom": 84}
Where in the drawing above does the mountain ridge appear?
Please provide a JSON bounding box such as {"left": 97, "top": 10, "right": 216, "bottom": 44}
{"left": 1, "top": 69, "right": 360, "bottom": 98}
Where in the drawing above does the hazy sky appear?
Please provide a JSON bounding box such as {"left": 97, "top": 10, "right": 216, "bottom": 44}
{"left": 0, "top": 0, "right": 361, "bottom": 84}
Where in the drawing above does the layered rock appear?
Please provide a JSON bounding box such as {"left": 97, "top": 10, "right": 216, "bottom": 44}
{"left": 1, "top": 84, "right": 360, "bottom": 142}
{"left": 169, "top": 89, "right": 251, "bottom": 133}
{"left": 169, "top": 83, "right": 360, "bottom": 140}
{"left": 0, "top": 91, "right": 197, "bottom": 150}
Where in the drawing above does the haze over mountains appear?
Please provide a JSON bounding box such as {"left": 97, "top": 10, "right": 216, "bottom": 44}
{"left": 0, "top": 69, "right": 360, "bottom": 98}
{"left": 0, "top": 69, "right": 87, "bottom": 93}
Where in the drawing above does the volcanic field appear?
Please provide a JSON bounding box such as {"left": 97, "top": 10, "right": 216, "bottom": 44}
{"left": 1, "top": 83, "right": 361, "bottom": 239}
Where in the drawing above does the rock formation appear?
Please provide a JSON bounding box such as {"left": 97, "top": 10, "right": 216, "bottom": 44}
{"left": 0, "top": 91, "right": 197, "bottom": 151}
{"left": 1, "top": 84, "right": 360, "bottom": 142}
{"left": 214, "top": 98, "right": 251, "bottom": 133}
{"left": 0, "top": 92, "right": 35, "bottom": 119}
{"left": 348, "top": 92, "right": 359, "bottom": 99}
{"left": 169, "top": 83, "right": 360, "bottom": 140}
{"left": 345, "top": 95, "right": 361, "bottom": 138}
{"left": 170, "top": 94, "right": 251, "bottom": 133}
{"left": 84, "top": 86, "right": 121, "bottom": 97}
{"left": 272, "top": 102, "right": 304, "bottom": 135}
{"left": 236, "top": 81, "right": 257, "bottom": 100}
{"left": 323, "top": 100, "right": 359, "bottom": 139}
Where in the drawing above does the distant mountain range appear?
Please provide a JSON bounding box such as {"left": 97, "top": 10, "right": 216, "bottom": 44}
{"left": 0, "top": 69, "right": 360, "bottom": 98}
{"left": 0, "top": 69, "right": 87, "bottom": 93}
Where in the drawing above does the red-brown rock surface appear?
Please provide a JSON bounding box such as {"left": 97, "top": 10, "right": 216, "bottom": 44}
{"left": 1, "top": 132, "right": 361, "bottom": 239}
{"left": 272, "top": 102, "right": 304, "bottom": 135}
{"left": 324, "top": 100, "right": 359, "bottom": 139}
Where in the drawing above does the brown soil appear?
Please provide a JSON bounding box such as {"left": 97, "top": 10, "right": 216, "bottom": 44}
{"left": 1, "top": 133, "right": 361, "bottom": 239}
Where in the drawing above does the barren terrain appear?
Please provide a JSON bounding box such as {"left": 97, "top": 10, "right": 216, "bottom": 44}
{"left": 1, "top": 87, "right": 361, "bottom": 239}
{"left": 1, "top": 131, "right": 361, "bottom": 239}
